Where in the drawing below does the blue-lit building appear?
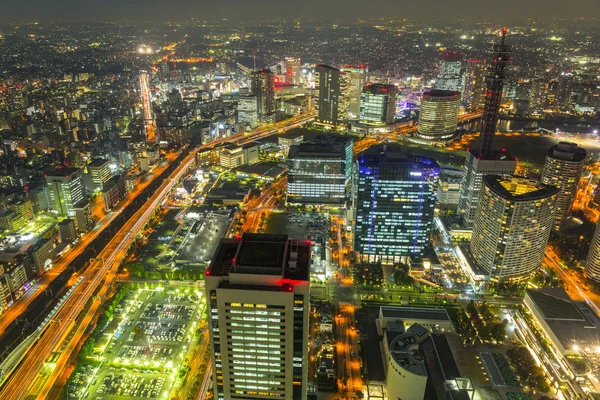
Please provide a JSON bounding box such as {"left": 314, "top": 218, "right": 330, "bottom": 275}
{"left": 354, "top": 144, "right": 439, "bottom": 263}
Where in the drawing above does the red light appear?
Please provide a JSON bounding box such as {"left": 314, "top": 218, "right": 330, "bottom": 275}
{"left": 381, "top": 88, "right": 388, "bottom": 93}
{"left": 305, "top": 239, "right": 311, "bottom": 244}
{"left": 205, "top": 270, "right": 210, "bottom": 276}
{"left": 502, "top": 148, "right": 506, "bottom": 152}
{"left": 232, "top": 258, "right": 236, "bottom": 263}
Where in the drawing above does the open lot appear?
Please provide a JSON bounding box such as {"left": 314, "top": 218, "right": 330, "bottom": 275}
{"left": 70, "top": 285, "right": 205, "bottom": 400}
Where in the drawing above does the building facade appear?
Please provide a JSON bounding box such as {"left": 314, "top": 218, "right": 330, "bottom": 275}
{"left": 46, "top": 167, "right": 85, "bottom": 217}
{"left": 359, "top": 84, "right": 397, "bottom": 125}
{"left": 315, "top": 64, "right": 341, "bottom": 126}
{"left": 435, "top": 52, "right": 463, "bottom": 92}
{"left": 340, "top": 65, "right": 368, "bottom": 120}
{"left": 470, "top": 176, "right": 558, "bottom": 282}
{"left": 586, "top": 222, "right": 600, "bottom": 282}
{"left": 541, "top": 142, "right": 586, "bottom": 230}
{"left": 462, "top": 58, "right": 487, "bottom": 111}
{"left": 287, "top": 135, "right": 353, "bottom": 205}
{"left": 416, "top": 90, "right": 461, "bottom": 142}
{"left": 355, "top": 144, "right": 439, "bottom": 263}
{"left": 205, "top": 233, "right": 310, "bottom": 400}
{"left": 251, "top": 69, "right": 275, "bottom": 118}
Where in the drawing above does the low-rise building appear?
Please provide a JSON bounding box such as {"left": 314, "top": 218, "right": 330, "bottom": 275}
{"left": 58, "top": 218, "right": 77, "bottom": 244}
{"left": 378, "top": 306, "right": 453, "bottom": 334}
{"left": 74, "top": 200, "right": 94, "bottom": 233}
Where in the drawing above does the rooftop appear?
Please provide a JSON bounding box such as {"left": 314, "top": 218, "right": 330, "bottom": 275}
{"left": 548, "top": 142, "right": 587, "bottom": 162}
{"left": 423, "top": 89, "right": 461, "bottom": 99}
{"left": 484, "top": 175, "right": 559, "bottom": 202}
{"left": 380, "top": 306, "right": 450, "bottom": 322}
{"left": 46, "top": 166, "right": 80, "bottom": 178}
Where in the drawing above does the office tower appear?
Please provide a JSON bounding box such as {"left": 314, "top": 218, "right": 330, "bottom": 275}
{"left": 287, "top": 135, "right": 353, "bottom": 205}
{"left": 355, "top": 144, "right": 439, "bottom": 263}
{"left": 359, "top": 84, "right": 398, "bottom": 125}
{"left": 251, "top": 69, "right": 275, "bottom": 118}
{"left": 340, "top": 65, "right": 368, "bottom": 120}
{"left": 458, "top": 29, "right": 516, "bottom": 227}
{"left": 205, "top": 233, "right": 310, "bottom": 400}
{"left": 529, "top": 79, "right": 549, "bottom": 115}
{"left": 585, "top": 223, "right": 600, "bottom": 282}
{"left": 416, "top": 90, "right": 461, "bottom": 142}
{"left": 85, "top": 158, "right": 112, "bottom": 193}
{"left": 46, "top": 167, "right": 85, "bottom": 217}
{"left": 556, "top": 72, "right": 574, "bottom": 108}
{"left": 470, "top": 175, "right": 558, "bottom": 282}
{"left": 541, "top": 142, "right": 586, "bottom": 230}
{"left": 237, "top": 95, "right": 258, "bottom": 128}
{"left": 435, "top": 52, "right": 463, "bottom": 92}
{"left": 458, "top": 151, "right": 516, "bottom": 227}
{"left": 462, "top": 58, "right": 487, "bottom": 111}
{"left": 284, "top": 57, "right": 301, "bottom": 85}
{"left": 315, "top": 64, "right": 341, "bottom": 126}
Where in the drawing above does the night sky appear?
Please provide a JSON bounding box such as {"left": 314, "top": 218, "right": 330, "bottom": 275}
{"left": 1, "top": 0, "right": 599, "bottom": 24}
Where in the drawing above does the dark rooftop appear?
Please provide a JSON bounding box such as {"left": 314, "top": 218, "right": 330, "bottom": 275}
{"left": 431, "top": 334, "right": 461, "bottom": 380}
{"left": 423, "top": 89, "right": 461, "bottom": 99}
{"left": 547, "top": 142, "right": 587, "bottom": 162}
{"left": 380, "top": 307, "right": 450, "bottom": 322}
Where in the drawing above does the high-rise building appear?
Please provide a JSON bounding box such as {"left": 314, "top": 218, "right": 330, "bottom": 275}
{"left": 205, "top": 233, "right": 310, "bottom": 400}
{"left": 470, "top": 175, "right": 558, "bottom": 282}
{"left": 251, "top": 69, "right": 275, "bottom": 118}
{"left": 340, "top": 65, "right": 368, "bottom": 120}
{"left": 435, "top": 52, "right": 463, "bottom": 92}
{"left": 541, "top": 142, "right": 587, "bottom": 230}
{"left": 462, "top": 58, "right": 487, "bottom": 111}
{"left": 585, "top": 222, "right": 600, "bottom": 282}
{"left": 458, "top": 151, "right": 517, "bottom": 227}
{"left": 46, "top": 167, "right": 85, "bottom": 217}
{"left": 359, "top": 84, "right": 398, "bottom": 125}
{"left": 287, "top": 135, "right": 353, "bottom": 205}
{"left": 284, "top": 57, "right": 301, "bottom": 86}
{"left": 458, "top": 29, "right": 516, "bottom": 227}
{"left": 85, "top": 158, "right": 112, "bottom": 193}
{"left": 315, "top": 64, "right": 341, "bottom": 126}
{"left": 529, "top": 79, "right": 549, "bottom": 115}
{"left": 416, "top": 90, "right": 461, "bottom": 142}
{"left": 237, "top": 95, "right": 258, "bottom": 128}
{"left": 355, "top": 144, "right": 439, "bottom": 263}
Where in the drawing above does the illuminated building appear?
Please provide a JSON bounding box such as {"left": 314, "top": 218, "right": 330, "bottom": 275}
{"left": 315, "top": 64, "right": 341, "bottom": 126}
{"left": 287, "top": 135, "right": 353, "bottom": 205}
{"left": 435, "top": 52, "right": 463, "bottom": 92}
{"left": 355, "top": 144, "right": 439, "bottom": 263}
{"left": 251, "top": 69, "right": 275, "bottom": 118}
{"left": 416, "top": 90, "right": 461, "bottom": 142}
{"left": 359, "top": 84, "right": 398, "bottom": 125}
{"left": 74, "top": 200, "right": 94, "bottom": 232}
{"left": 340, "top": 65, "right": 368, "bottom": 120}
{"left": 530, "top": 79, "right": 549, "bottom": 115}
{"left": 284, "top": 57, "right": 301, "bottom": 86}
{"left": 205, "top": 233, "right": 310, "bottom": 400}
{"left": 46, "top": 167, "right": 85, "bottom": 218}
{"left": 541, "top": 142, "right": 586, "bottom": 230}
{"left": 586, "top": 222, "right": 600, "bottom": 282}
{"left": 85, "top": 158, "right": 112, "bottom": 193}
{"left": 457, "top": 151, "right": 516, "bottom": 227}
{"left": 458, "top": 29, "right": 516, "bottom": 228}
{"left": 237, "top": 95, "right": 258, "bottom": 128}
{"left": 462, "top": 58, "right": 487, "bottom": 111}
{"left": 139, "top": 70, "right": 156, "bottom": 142}
{"left": 470, "top": 176, "right": 558, "bottom": 282}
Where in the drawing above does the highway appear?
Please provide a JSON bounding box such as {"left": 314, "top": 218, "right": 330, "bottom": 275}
{"left": 0, "top": 111, "right": 316, "bottom": 399}
{"left": 0, "top": 152, "right": 177, "bottom": 338}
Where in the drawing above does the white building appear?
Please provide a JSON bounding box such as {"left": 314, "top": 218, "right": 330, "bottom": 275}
{"left": 205, "top": 233, "right": 310, "bottom": 400}
{"left": 46, "top": 167, "right": 85, "bottom": 217}
{"left": 238, "top": 95, "right": 258, "bottom": 129}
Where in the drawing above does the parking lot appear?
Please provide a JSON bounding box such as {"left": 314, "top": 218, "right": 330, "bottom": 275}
{"left": 74, "top": 285, "right": 205, "bottom": 400}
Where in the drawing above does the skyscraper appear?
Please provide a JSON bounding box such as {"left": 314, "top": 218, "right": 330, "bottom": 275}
{"left": 315, "top": 64, "right": 341, "bottom": 126}
{"left": 85, "top": 158, "right": 112, "bottom": 193}
{"left": 287, "top": 135, "right": 353, "bottom": 205}
{"left": 355, "top": 144, "right": 439, "bottom": 263}
{"left": 205, "top": 233, "right": 310, "bottom": 400}
{"left": 46, "top": 167, "right": 85, "bottom": 217}
{"left": 251, "top": 69, "right": 275, "bottom": 118}
{"left": 462, "top": 58, "right": 487, "bottom": 112}
{"left": 416, "top": 90, "right": 461, "bottom": 142}
{"left": 458, "top": 29, "right": 516, "bottom": 227}
{"left": 541, "top": 142, "right": 586, "bottom": 230}
{"left": 284, "top": 57, "right": 301, "bottom": 86}
{"left": 470, "top": 175, "right": 558, "bottom": 282}
{"left": 359, "top": 84, "right": 398, "bottom": 125}
{"left": 585, "top": 222, "right": 600, "bottom": 282}
{"left": 340, "top": 65, "right": 368, "bottom": 120}
{"left": 435, "top": 52, "right": 463, "bottom": 92}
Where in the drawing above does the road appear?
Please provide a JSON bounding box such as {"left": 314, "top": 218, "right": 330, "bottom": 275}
{"left": 0, "top": 152, "right": 177, "bottom": 337}
{"left": 0, "top": 112, "right": 316, "bottom": 399}
{"left": 239, "top": 178, "right": 286, "bottom": 234}
{"left": 335, "top": 303, "right": 362, "bottom": 398}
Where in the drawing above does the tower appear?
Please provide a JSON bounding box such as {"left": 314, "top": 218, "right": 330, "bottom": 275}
{"left": 416, "top": 90, "right": 461, "bottom": 142}
{"left": 462, "top": 58, "right": 487, "bottom": 112}
{"left": 205, "top": 233, "right": 310, "bottom": 400}
{"left": 479, "top": 28, "right": 510, "bottom": 159}
{"left": 435, "top": 52, "right": 463, "bottom": 92}
{"left": 470, "top": 175, "right": 558, "bottom": 282}
{"left": 458, "top": 29, "right": 516, "bottom": 228}
{"left": 251, "top": 69, "right": 275, "bottom": 118}
{"left": 359, "top": 84, "right": 398, "bottom": 125}
{"left": 586, "top": 222, "right": 600, "bottom": 282}
{"left": 46, "top": 167, "right": 85, "bottom": 218}
{"left": 355, "top": 144, "right": 439, "bottom": 263}
{"left": 315, "top": 64, "right": 341, "bottom": 126}
{"left": 541, "top": 142, "right": 586, "bottom": 230}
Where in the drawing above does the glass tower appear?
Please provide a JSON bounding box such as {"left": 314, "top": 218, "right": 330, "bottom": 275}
{"left": 354, "top": 144, "right": 439, "bottom": 263}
